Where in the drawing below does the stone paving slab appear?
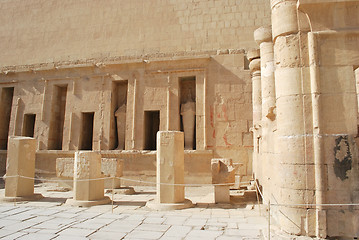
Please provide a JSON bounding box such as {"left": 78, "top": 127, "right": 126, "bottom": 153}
{"left": 124, "top": 230, "right": 165, "bottom": 239}
{"left": 88, "top": 230, "right": 127, "bottom": 240}
{"left": 0, "top": 183, "right": 310, "bottom": 240}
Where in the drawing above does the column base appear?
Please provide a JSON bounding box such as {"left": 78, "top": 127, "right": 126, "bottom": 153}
{"left": 146, "top": 198, "right": 193, "bottom": 211}
{"left": 214, "top": 185, "right": 230, "bottom": 203}
{"left": 65, "top": 196, "right": 111, "bottom": 207}
{"left": 1, "top": 193, "right": 44, "bottom": 202}
{"left": 106, "top": 187, "right": 135, "bottom": 195}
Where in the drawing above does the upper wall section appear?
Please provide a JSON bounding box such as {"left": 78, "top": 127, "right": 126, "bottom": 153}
{"left": 0, "top": 0, "right": 271, "bottom": 68}
{"left": 298, "top": 1, "right": 359, "bottom": 31}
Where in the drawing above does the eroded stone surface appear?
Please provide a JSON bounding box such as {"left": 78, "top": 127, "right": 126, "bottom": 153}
{"left": 146, "top": 131, "right": 192, "bottom": 210}
{"left": 4, "top": 137, "right": 38, "bottom": 198}
{"left": 66, "top": 151, "right": 110, "bottom": 206}
{"left": 56, "top": 157, "right": 123, "bottom": 189}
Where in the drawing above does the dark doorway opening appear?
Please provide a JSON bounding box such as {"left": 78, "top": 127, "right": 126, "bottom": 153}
{"left": 0, "top": 87, "right": 14, "bottom": 149}
{"left": 48, "top": 85, "right": 67, "bottom": 150}
{"left": 144, "top": 111, "right": 160, "bottom": 150}
{"left": 80, "top": 112, "right": 94, "bottom": 150}
{"left": 22, "top": 114, "right": 36, "bottom": 138}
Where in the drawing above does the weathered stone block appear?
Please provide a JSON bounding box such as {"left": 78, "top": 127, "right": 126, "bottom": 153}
{"left": 5, "top": 137, "right": 37, "bottom": 197}
{"left": 56, "top": 157, "right": 123, "bottom": 189}
{"left": 211, "top": 158, "right": 235, "bottom": 204}
{"left": 211, "top": 158, "right": 235, "bottom": 184}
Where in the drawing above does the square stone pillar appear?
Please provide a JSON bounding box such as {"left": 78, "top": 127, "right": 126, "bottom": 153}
{"left": 2, "top": 137, "right": 43, "bottom": 201}
{"left": 146, "top": 131, "right": 192, "bottom": 210}
{"left": 65, "top": 151, "right": 110, "bottom": 207}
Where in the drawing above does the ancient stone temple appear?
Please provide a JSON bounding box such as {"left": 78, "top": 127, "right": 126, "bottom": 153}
{"left": 0, "top": 0, "right": 358, "bottom": 239}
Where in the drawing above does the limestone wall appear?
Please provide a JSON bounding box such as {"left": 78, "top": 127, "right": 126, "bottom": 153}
{"left": 0, "top": 0, "right": 270, "bottom": 68}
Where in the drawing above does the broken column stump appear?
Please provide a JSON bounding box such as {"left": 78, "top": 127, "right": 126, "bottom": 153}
{"left": 102, "top": 158, "right": 135, "bottom": 195}
{"left": 65, "top": 151, "right": 111, "bottom": 207}
{"left": 2, "top": 136, "right": 43, "bottom": 202}
{"left": 211, "top": 158, "right": 235, "bottom": 203}
{"left": 146, "top": 131, "right": 193, "bottom": 210}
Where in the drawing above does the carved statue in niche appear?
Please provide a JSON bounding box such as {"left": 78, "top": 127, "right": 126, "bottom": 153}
{"left": 115, "top": 104, "right": 126, "bottom": 150}
{"left": 181, "top": 92, "right": 196, "bottom": 149}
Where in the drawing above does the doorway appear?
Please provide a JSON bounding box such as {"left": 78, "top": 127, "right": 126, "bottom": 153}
{"left": 22, "top": 114, "right": 36, "bottom": 138}
{"left": 79, "top": 112, "right": 94, "bottom": 150}
{"left": 0, "top": 87, "right": 14, "bottom": 149}
{"left": 144, "top": 111, "right": 160, "bottom": 150}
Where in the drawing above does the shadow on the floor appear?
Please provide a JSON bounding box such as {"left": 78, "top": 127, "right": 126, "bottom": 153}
{"left": 134, "top": 191, "right": 156, "bottom": 195}
{"left": 194, "top": 202, "right": 252, "bottom": 209}
{"left": 113, "top": 200, "right": 147, "bottom": 207}
{"left": 193, "top": 190, "right": 259, "bottom": 209}
{"left": 37, "top": 197, "right": 68, "bottom": 203}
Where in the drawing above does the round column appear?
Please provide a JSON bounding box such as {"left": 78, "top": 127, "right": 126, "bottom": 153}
{"left": 271, "top": 0, "right": 310, "bottom": 235}
{"left": 248, "top": 49, "right": 261, "bottom": 182}
{"left": 254, "top": 26, "right": 275, "bottom": 202}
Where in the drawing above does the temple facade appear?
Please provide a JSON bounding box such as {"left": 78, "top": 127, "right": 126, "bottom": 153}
{"left": 0, "top": 0, "right": 271, "bottom": 184}
{"left": 0, "top": 0, "right": 358, "bottom": 238}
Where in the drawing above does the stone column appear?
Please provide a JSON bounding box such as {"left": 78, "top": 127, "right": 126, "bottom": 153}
{"left": 181, "top": 101, "right": 196, "bottom": 150}
{"left": 115, "top": 104, "right": 126, "bottom": 150}
{"left": 2, "top": 136, "right": 43, "bottom": 201}
{"left": 211, "top": 158, "right": 235, "bottom": 203}
{"left": 146, "top": 131, "right": 192, "bottom": 210}
{"left": 271, "top": 0, "right": 316, "bottom": 236}
{"left": 254, "top": 26, "right": 276, "bottom": 201}
{"left": 248, "top": 49, "right": 261, "bottom": 182}
{"left": 66, "top": 151, "right": 111, "bottom": 207}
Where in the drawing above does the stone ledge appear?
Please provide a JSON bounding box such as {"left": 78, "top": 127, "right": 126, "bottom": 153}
{"left": 0, "top": 49, "right": 246, "bottom": 74}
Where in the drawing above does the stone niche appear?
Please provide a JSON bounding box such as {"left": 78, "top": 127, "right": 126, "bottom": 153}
{"left": 180, "top": 76, "right": 196, "bottom": 150}
{"left": 110, "top": 80, "right": 128, "bottom": 150}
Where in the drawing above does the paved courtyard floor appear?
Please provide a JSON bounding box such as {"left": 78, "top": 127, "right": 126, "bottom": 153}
{"left": 0, "top": 181, "right": 314, "bottom": 240}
